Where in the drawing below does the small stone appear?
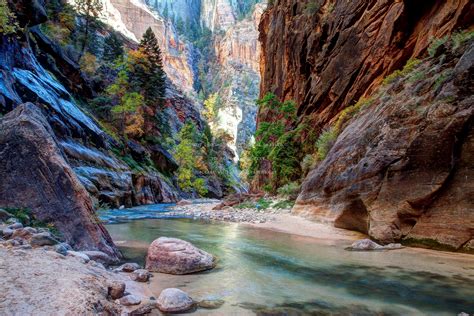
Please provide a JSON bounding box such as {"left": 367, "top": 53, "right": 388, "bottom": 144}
{"left": 55, "top": 243, "right": 72, "bottom": 256}
{"left": 115, "top": 262, "right": 141, "bottom": 272}
{"left": 2, "top": 228, "right": 13, "bottom": 238}
{"left": 0, "top": 209, "right": 13, "bottom": 222}
{"left": 130, "top": 269, "right": 150, "bottom": 282}
{"left": 347, "top": 239, "right": 384, "bottom": 251}
{"left": 67, "top": 250, "right": 90, "bottom": 263}
{"left": 30, "top": 232, "right": 57, "bottom": 247}
{"left": 11, "top": 228, "right": 34, "bottom": 240}
{"left": 81, "top": 250, "right": 119, "bottom": 265}
{"left": 7, "top": 222, "right": 23, "bottom": 230}
{"left": 119, "top": 294, "right": 141, "bottom": 306}
{"left": 157, "top": 288, "right": 194, "bottom": 313}
{"left": 129, "top": 302, "right": 156, "bottom": 315}
{"left": 107, "top": 281, "right": 126, "bottom": 299}
{"left": 177, "top": 199, "right": 192, "bottom": 206}
{"left": 198, "top": 299, "right": 225, "bottom": 309}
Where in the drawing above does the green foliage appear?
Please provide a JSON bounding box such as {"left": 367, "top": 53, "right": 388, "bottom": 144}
{"left": 452, "top": 30, "right": 474, "bottom": 50}
{"left": 111, "top": 92, "right": 143, "bottom": 114}
{"left": 334, "top": 97, "right": 373, "bottom": 134}
{"left": 315, "top": 127, "right": 337, "bottom": 160}
{"left": 301, "top": 153, "right": 317, "bottom": 176}
{"left": 383, "top": 58, "right": 421, "bottom": 85}
{"left": 276, "top": 181, "right": 300, "bottom": 199}
{"left": 247, "top": 93, "right": 300, "bottom": 192}
{"left": 4, "top": 207, "right": 61, "bottom": 237}
{"left": 139, "top": 27, "right": 166, "bottom": 104}
{"left": 203, "top": 93, "right": 220, "bottom": 121}
{"left": 73, "top": 0, "right": 103, "bottom": 59}
{"left": 0, "top": 0, "right": 19, "bottom": 35}
{"left": 103, "top": 33, "right": 124, "bottom": 63}
{"left": 305, "top": 1, "right": 320, "bottom": 15}
{"left": 256, "top": 198, "right": 272, "bottom": 209}
{"left": 428, "top": 36, "right": 448, "bottom": 57}
{"left": 4, "top": 207, "right": 30, "bottom": 225}
{"left": 273, "top": 200, "right": 295, "bottom": 209}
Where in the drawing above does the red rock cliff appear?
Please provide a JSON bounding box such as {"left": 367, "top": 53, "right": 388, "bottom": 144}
{"left": 257, "top": 0, "right": 474, "bottom": 252}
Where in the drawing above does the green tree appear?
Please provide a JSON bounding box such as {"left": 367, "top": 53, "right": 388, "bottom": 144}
{"left": 103, "top": 33, "right": 124, "bottom": 63}
{"left": 138, "top": 27, "right": 167, "bottom": 104}
{"left": 0, "top": 0, "right": 19, "bottom": 35}
{"left": 73, "top": 0, "right": 103, "bottom": 60}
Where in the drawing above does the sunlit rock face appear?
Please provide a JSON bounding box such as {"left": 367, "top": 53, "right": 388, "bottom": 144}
{"left": 257, "top": 0, "right": 473, "bottom": 252}
{"left": 210, "top": 3, "right": 265, "bottom": 158}
{"left": 95, "top": 0, "right": 198, "bottom": 94}
{"left": 201, "top": 0, "right": 236, "bottom": 32}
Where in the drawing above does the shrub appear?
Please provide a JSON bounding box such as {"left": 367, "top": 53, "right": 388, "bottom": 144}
{"left": 334, "top": 97, "right": 373, "bottom": 133}
{"left": 452, "top": 30, "right": 474, "bottom": 50}
{"left": 383, "top": 58, "right": 421, "bottom": 85}
{"left": 301, "top": 153, "right": 318, "bottom": 175}
{"left": 305, "top": 1, "right": 320, "bottom": 15}
{"left": 428, "top": 36, "right": 448, "bottom": 57}
{"left": 0, "top": 0, "right": 19, "bottom": 35}
{"left": 276, "top": 181, "right": 300, "bottom": 199}
{"left": 315, "top": 127, "right": 337, "bottom": 160}
{"left": 273, "top": 200, "right": 295, "bottom": 209}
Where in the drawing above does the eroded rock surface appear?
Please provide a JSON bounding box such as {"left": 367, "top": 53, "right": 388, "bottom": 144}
{"left": 0, "top": 103, "right": 120, "bottom": 257}
{"left": 257, "top": 0, "right": 474, "bottom": 252}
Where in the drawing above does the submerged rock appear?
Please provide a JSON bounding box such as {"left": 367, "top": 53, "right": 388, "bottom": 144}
{"left": 145, "top": 237, "right": 216, "bottom": 274}
{"left": 157, "top": 288, "right": 194, "bottom": 313}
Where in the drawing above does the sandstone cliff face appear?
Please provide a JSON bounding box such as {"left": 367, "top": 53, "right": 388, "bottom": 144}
{"left": 211, "top": 3, "right": 265, "bottom": 157}
{"left": 258, "top": 0, "right": 473, "bottom": 252}
{"left": 99, "top": 0, "right": 198, "bottom": 94}
{"left": 0, "top": 103, "right": 120, "bottom": 257}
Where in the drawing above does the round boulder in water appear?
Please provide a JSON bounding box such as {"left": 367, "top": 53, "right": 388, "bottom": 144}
{"left": 157, "top": 288, "right": 194, "bottom": 313}
{"left": 145, "top": 237, "right": 216, "bottom": 274}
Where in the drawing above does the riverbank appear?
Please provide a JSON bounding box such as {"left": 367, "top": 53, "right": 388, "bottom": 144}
{"left": 169, "top": 200, "right": 366, "bottom": 242}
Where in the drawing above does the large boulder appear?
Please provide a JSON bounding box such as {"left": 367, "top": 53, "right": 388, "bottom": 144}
{"left": 0, "top": 103, "right": 120, "bottom": 258}
{"left": 157, "top": 288, "right": 194, "bottom": 313}
{"left": 145, "top": 237, "right": 216, "bottom": 274}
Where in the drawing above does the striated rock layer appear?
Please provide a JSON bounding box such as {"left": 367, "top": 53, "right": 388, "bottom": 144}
{"left": 0, "top": 104, "right": 119, "bottom": 257}
{"left": 257, "top": 0, "right": 474, "bottom": 252}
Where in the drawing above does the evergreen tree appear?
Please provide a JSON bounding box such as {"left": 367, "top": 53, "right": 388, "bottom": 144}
{"left": 103, "top": 33, "right": 124, "bottom": 63}
{"left": 73, "top": 0, "right": 103, "bottom": 61}
{"left": 138, "top": 27, "right": 166, "bottom": 104}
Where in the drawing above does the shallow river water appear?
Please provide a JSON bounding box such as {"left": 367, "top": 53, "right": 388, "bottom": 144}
{"left": 102, "top": 205, "right": 474, "bottom": 315}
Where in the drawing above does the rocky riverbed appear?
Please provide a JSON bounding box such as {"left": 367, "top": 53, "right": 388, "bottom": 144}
{"left": 167, "top": 199, "right": 293, "bottom": 224}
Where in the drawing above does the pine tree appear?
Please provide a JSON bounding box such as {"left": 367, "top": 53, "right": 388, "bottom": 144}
{"left": 138, "top": 27, "right": 166, "bottom": 105}
{"left": 103, "top": 33, "right": 124, "bottom": 63}
{"left": 73, "top": 0, "right": 103, "bottom": 61}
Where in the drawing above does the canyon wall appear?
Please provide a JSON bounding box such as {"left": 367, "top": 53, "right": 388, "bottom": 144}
{"left": 99, "top": 0, "right": 264, "bottom": 158}
{"left": 99, "top": 0, "right": 198, "bottom": 94}
{"left": 257, "top": 0, "right": 473, "bottom": 252}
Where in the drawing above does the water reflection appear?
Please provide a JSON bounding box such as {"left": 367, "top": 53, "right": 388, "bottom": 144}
{"left": 104, "top": 217, "right": 474, "bottom": 315}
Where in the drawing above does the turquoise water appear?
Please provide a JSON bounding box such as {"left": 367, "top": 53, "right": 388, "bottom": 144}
{"left": 102, "top": 208, "right": 474, "bottom": 315}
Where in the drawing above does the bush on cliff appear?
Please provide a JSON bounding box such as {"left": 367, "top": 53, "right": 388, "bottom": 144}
{"left": 0, "top": 0, "right": 19, "bottom": 35}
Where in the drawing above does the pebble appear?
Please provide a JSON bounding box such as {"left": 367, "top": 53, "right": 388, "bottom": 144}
{"left": 30, "top": 232, "right": 57, "bottom": 247}
{"left": 8, "top": 222, "right": 23, "bottom": 230}
{"left": 130, "top": 269, "right": 150, "bottom": 282}
{"left": 67, "top": 250, "right": 90, "bottom": 263}
{"left": 114, "top": 262, "right": 141, "bottom": 272}
{"left": 107, "top": 281, "right": 126, "bottom": 299}
{"left": 55, "top": 243, "right": 72, "bottom": 256}
{"left": 118, "top": 294, "right": 141, "bottom": 306}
